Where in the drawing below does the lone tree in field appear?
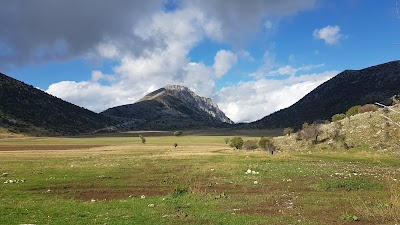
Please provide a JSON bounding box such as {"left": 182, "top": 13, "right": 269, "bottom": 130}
{"left": 139, "top": 134, "right": 146, "bottom": 144}
{"left": 224, "top": 138, "right": 230, "bottom": 144}
{"left": 230, "top": 137, "right": 244, "bottom": 149}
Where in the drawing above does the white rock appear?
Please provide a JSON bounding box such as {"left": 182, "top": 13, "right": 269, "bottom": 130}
{"left": 141, "top": 195, "right": 146, "bottom": 199}
{"left": 148, "top": 204, "right": 155, "bottom": 208}
{"left": 2, "top": 172, "right": 10, "bottom": 177}
{"left": 254, "top": 181, "right": 259, "bottom": 185}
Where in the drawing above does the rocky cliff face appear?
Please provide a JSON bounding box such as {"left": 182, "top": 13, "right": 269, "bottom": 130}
{"left": 101, "top": 85, "right": 233, "bottom": 130}
{"left": 160, "top": 85, "right": 232, "bottom": 124}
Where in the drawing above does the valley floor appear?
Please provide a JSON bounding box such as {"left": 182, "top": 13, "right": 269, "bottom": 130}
{"left": 0, "top": 135, "right": 399, "bottom": 224}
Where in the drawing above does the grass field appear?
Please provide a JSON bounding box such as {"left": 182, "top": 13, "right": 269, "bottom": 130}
{"left": 1, "top": 135, "right": 399, "bottom": 224}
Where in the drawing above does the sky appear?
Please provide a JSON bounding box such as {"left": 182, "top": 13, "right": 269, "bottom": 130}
{"left": 1, "top": 0, "right": 400, "bottom": 123}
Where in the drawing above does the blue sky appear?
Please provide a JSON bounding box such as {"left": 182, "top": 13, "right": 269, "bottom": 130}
{"left": 1, "top": 0, "right": 399, "bottom": 122}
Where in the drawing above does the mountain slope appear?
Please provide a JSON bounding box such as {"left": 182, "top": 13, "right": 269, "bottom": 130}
{"left": 0, "top": 73, "right": 115, "bottom": 135}
{"left": 101, "top": 85, "right": 233, "bottom": 130}
{"left": 251, "top": 60, "right": 400, "bottom": 129}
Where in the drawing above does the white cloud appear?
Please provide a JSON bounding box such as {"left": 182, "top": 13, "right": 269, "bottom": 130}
{"left": 91, "top": 70, "right": 115, "bottom": 82}
{"left": 43, "top": 1, "right": 332, "bottom": 124}
{"left": 313, "top": 25, "right": 344, "bottom": 45}
{"left": 215, "top": 71, "right": 338, "bottom": 123}
{"left": 213, "top": 50, "right": 237, "bottom": 78}
{"left": 269, "top": 64, "right": 325, "bottom": 76}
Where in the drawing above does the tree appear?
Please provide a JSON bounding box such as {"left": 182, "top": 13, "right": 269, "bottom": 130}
{"left": 258, "top": 137, "right": 275, "bottom": 152}
{"left": 230, "top": 137, "right": 244, "bottom": 149}
{"left": 300, "top": 123, "right": 322, "bottom": 144}
{"left": 243, "top": 140, "right": 258, "bottom": 150}
{"left": 283, "top": 127, "right": 294, "bottom": 136}
{"left": 139, "top": 134, "right": 146, "bottom": 144}
{"left": 224, "top": 138, "right": 230, "bottom": 144}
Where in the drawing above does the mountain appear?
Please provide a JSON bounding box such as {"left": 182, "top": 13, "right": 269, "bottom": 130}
{"left": 0, "top": 73, "right": 115, "bottom": 135}
{"left": 101, "top": 85, "right": 233, "bottom": 130}
{"left": 250, "top": 60, "right": 400, "bottom": 130}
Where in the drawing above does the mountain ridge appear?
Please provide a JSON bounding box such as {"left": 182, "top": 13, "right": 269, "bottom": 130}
{"left": 0, "top": 73, "right": 115, "bottom": 135}
{"left": 250, "top": 60, "right": 400, "bottom": 129}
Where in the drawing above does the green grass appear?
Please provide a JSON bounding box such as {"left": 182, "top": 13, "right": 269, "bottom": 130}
{"left": 1, "top": 135, "right": 399, "bottom": 224}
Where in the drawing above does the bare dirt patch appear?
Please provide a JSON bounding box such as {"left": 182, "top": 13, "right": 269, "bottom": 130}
{"left": 0, "top": 145, "right": 106, "bottom": 151}
{"left": 31, "top": 185, "right": 173, "bottom": 201}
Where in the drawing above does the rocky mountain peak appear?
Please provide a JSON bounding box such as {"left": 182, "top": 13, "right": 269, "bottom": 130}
{"left": 101, "top": 84, "right": 233, "bottom": 130}
{"left": 161, "top": 85, "right": 233, "bottom": 124}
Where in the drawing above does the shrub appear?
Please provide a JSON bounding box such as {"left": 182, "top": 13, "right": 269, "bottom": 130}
{"left": 172, "top": 185, "right": 188, "bottom": 197}
{"left": 332, "top": 113, "right": 346, "bottom": 122}
{"left": 230, "top": 137, "right": 244, "bottom": 149}
{"left": 243, "top": 140, "right": 258, "bottom": 150}
{"left": 174, "top": 130, "right": 183, "bottom": 136}
{"left": 346, "top": 105, "right": 361, "bottom": 117}
{"left": 298, "top": 123, "right": 322, "bottom": 144}
{"left": 258, "top": 137, "right": 274, "bottom": 151}
{"left": 283, "top": 127, "right": 294, "bottom": 136}
{"left": 174, "top": 143, "right": 178, "bottom": 148}
{"left": 358, "top": 104, "right": 378, "bottom": 113}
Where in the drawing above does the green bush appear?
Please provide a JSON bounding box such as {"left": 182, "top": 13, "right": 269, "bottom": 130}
{"left": 331, "top": 113, "right": 346, "bottom": 122}
{"left": 172, "top": 185, "right": 188, "bottom": 197}
{"left": 230, "top": 137, "right": 244, "bottom": 149}
{"left": 346, "top": 105, "right": 361, "bottom": 117}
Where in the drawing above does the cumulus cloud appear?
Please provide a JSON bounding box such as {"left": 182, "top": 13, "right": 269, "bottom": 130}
{"left": 185, "top": 0, "right": 316, "bottom": 45}
{"left": 215, "top": 71, "right": 338, "bottom": 123}
{"left": 0, "top": 0, "right": 162, "bottom": 69}
{"left": 11, "top": 0, "right": 332, "bottom": 123}
{"left": 213, "top": 50, "right": 237, "bottom": 78}
{"left": 313, "top": 25, "right": 345, "bottom": 45}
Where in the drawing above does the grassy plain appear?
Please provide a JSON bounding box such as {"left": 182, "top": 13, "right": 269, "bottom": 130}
{"left": 0, "top": 134, "right": 399, "bottom": 224}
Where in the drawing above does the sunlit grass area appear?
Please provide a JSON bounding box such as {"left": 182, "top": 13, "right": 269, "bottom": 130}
{"left": 1, "top": 135, "right": 399, "bottom": 224}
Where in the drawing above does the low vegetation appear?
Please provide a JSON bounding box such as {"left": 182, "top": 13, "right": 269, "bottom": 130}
{"left": 0, "top": 100, "right": 399, "bottom": 224}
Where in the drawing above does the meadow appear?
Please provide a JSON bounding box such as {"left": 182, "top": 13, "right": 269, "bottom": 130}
{"left": 0, "top": 134, "right": 399, "bottom": 224}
